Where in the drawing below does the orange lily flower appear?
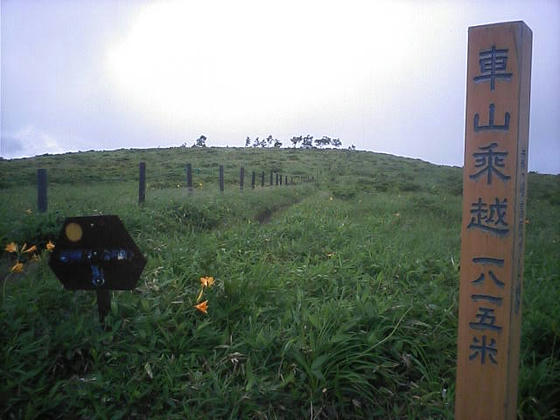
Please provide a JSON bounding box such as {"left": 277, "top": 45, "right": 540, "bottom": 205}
{"left": 5, "top": 242, "right": 18, "bottom": 253}
{"left": 10, "top": 262, "right": 24, "bottom": 273}
{"left": 200, "top": 276, "right": 215, "bottom": 288}
{"left": 194, "top": 300, "right": 208, "bottom": 314}
{"left": 23, "top": 245, "right": 37, "bottom": 254}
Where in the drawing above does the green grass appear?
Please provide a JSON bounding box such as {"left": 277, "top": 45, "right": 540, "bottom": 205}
{"left": 1, "top": 147, "right": 559, "bottom": 418}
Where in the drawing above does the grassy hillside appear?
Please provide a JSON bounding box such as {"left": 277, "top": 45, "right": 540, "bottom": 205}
{"left": 1, "top": 147, "right": 559, "bottom": 418}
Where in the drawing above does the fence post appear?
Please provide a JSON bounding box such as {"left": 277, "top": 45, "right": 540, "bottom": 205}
{"left": 279, "top": 175, "right": 282, "bottom": 185}
{"left": 276, "top": 173, "right": 279, "bottom": 186}
{"left": 251, "top": 171, "right": 256, "bottom": 189}
{"left": 261, "top": 171, "right": 265, "bottom": 188}
{"left": 240, "top": 167, "right": 245, "bottom": 191}
{"left": 219, "top": 165, "right": 224, "bottom": 192}
{"left": 37, "top": 168, "right": 47, "bottom": 213}
{"left": 285, "top": 175, "right": 288, "bottom": 185}
{"left": 186, "top": 163, "right": 193, "bottom": 193}
{"left": 270, "top": 171, "right": 273, "bottom": 186}
{"left": 138, "top": 162, "right": 146, "bottom": 204}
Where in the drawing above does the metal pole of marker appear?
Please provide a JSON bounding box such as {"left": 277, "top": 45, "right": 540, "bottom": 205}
{"left": 97, "top": 289, "right": 111, "bottom": 323}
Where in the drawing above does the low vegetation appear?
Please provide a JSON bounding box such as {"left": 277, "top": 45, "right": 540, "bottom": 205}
{"left": 1, "top": 147, "right": 558, "bottom": 418}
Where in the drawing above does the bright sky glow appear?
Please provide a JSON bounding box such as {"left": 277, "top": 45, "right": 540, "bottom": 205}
{"left": 1, "top": 0, "right": 559, "bottom": 173}
{"left": 106, "top": 1, "right": 421, "bottom": 126}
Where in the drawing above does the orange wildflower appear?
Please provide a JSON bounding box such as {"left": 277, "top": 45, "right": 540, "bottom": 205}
{"left": 194, "top": 300, "right": 208, "bottom": 314}
{"left": 46, "top": 241, "right": 55, "bottom": 251}
{"left": 23, "top": 245, "right": 37, "bottom": 254}
{"left": 5, "top": 242, "right": 18, "bottom": 253}
{"left": 10, "top": 262, "right": 24, "bottom": 273}
{"left": 200, "top": 276, "right": 215, "bottom": 288}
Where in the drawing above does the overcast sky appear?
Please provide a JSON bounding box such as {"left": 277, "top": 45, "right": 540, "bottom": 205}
{"left": 1, "top": 0, "right": 559, "bottom": 173}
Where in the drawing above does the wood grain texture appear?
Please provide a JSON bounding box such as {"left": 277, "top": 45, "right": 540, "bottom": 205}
{"left": 455, "top": 21, "right": 532, "bottom": 420}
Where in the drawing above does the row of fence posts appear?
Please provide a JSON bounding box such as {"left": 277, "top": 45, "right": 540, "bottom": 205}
{"left": 185, "top": 164, "right": 302, "bottom": 196}
{"left": 34, "top": 162, "right": 315, "bottom": 211}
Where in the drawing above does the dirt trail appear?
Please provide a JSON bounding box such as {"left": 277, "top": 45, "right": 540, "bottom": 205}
{"left": 254, "top": 197, "right": 306, "bottom": 224}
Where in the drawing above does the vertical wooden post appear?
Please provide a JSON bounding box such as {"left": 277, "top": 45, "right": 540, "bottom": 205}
{"left": 285, "top": 175, "right": 288, "bottom": 185}
{"left": 251, "top": 171, "right": 256, "bottom": 189}
{"left": 455, "top": 21, "right": 532, "bottom": 420}
{"left": 37, "top": 168, "right": 47, "bottom": 213}
{"left": 279, "top": 174, "right": 282, "bottom": 185}
{"left": 138, "top": 162, "right": 146, "bottom": 204}
{"left": 240, "top": 167, "right": 245, "bottom": 191}
{"left": 270, "top": 171, "right": 273, "bottom": 186}
{"left": 219, "top": 165, "right": 224, "bottom": 192}
{"left": 261, "top": 171, "right": 265, "bottom": 188}
{"left": 276, "top": 173, "right": 279, "bottom": 186}
{"left": 186, "top": 163, "right": 193, "bottom": 193}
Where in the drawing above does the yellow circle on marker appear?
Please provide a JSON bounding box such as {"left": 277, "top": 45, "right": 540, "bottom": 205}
{"left": 65, "top": 222, "right": 83, "bottom": 242}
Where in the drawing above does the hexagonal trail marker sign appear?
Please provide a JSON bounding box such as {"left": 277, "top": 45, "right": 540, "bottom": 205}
{"left": 49, "top": 215, "right": 147, "bottom": 322}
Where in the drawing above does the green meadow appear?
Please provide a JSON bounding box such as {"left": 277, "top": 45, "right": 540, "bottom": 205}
{"left": 1, "top": 147, "right": 559, "bottom": 418}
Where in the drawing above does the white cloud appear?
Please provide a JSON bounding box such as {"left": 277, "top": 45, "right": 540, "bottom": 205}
{"left": 1, "top": 126, "right": 66, "bottom": 158}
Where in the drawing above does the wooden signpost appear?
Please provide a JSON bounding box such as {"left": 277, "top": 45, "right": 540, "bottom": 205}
{"left": 455, "top": 21, "right": 532, "bottom": 419}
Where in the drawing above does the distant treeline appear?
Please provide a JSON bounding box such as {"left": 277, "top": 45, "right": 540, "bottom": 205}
{"left": 186, "top": 134, "right": 353, "bottom": 149}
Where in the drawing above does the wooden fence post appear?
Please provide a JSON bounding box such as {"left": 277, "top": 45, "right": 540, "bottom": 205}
{"left": 455, "top": 21, "right": 532, "bottom": 420}
{"left": 138, "top": 162, "right": 146, "bottom": 204}
{"left": 219, "top": 165, "right": 224, "bottom": 192}
{"left": 276, "top": 173, "right": 279, "bottom": 186}
{"left": 37, "top": 168, "right": 47, "bottom": 213}
{"left": 240, "top": 167, "right": 245, "bottom": 191}
{"left": 251, "top": 171, "right": 256, "bottom": 189}
{"left": 261, "top": 171, "right": 265, "bottom": 187}
{"left": 270, "top": 171, "right": 273, "bottom": 186}
{"left": 186, "top": 163, "right": 193, "bottom": 193}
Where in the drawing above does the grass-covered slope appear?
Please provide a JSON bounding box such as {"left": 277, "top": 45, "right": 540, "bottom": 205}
{"left": 0, "top": 147, "right": 558, "bottom": 418}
